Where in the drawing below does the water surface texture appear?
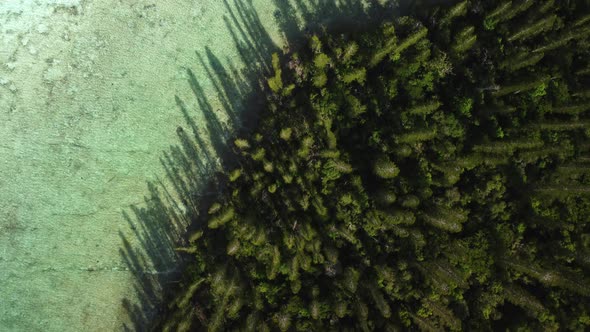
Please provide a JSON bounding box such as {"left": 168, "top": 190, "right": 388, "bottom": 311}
{"left": 0, "top": 0, "right": 379, "bottom": 330}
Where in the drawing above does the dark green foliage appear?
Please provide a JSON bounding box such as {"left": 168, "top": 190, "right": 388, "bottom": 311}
{"left": 499, "top": 51, "right": 545, "bottom": 71}
{"left": 160, "top": 1, "right": 590, "bottom": 331}
{"left": 493, "top": 76, "right": 552, "bottom": 97}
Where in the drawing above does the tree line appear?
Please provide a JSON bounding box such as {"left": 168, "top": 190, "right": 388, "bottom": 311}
{"left": 158, "top": 1, "right": 590, "bottom": 330}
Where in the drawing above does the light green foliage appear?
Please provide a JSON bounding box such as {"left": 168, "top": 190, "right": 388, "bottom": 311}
{"left": 452, "top": 26, "right": 477, "bottom": 53}
{"left": 533, "top": 37, "right": 570, "bottom": 53}
{"left": 484, "top": 1, "right": 513, "bottom": 30}
{"left": 500, "top": 51, "right": 545, "bottom": 70}
{"left": 321, "top": 159, "right": 353, "bottom": 189}
{"left": 390, "top": 209, "right": 416, "bottom": 225}
{"left": 251, "top": 147, "right": 266, "bottom": 161}
{"left": 538, "top": 0, "right": 555, "bottom": 14}
{"left": 531, "top": 82, "right": 547, "bottom": 99}
{"left": 375, "top": 190, "right": 397, "bottom": 206}
{"left": 234, "top": 138, "right": 250, "bottom": 150}
{"left": 229, "top": 168, "right": 242, "bottom": 182}
{"left": 395, "top": 26, "right": 428, "bottom": 56}
{"left": 342, "top": 267, "right": 361, "bottom": 293}
{"left": 208, "top": 206, "right": 235, "bottom": 229}
{"left": 505, "top": 0, "right": 535, "bottom": 21}
{"left": 279, "top": 127, "right": 292, "bottom": 141}
{"left": 373, "top": 156, "right": 400, "bottom": 179}
{"left": 297, "top": 136, "right": 314, "bottom": 159}
{"left": 473, "top": 138, "right": 544, "bottom": 155}
{"left": 341, "top": 41, "right": 359, "bottom": 63}
{"left": 408, "top": 100, "right": 441, "bottom": 116}
{"left": 342, "top": 67, "right": 366, "bottom": 84}
{"left": 428, "top": 51, "right": 453, "bottom": 77}
{"left": 262, "top": 160, "right": 274, "bottom": 173}
{"left": 401, "top": 195, "right": 420, "bottom": 209}
{"left": 314, "top": 53, "right": 330, "bottom": 69}
{"left": 267, "top": 52, "right": 295, "bottom": 96}
{"left": 398, "top": 128, "right": 437, "bottom": 144}
{"left": 313, "top": 71, "right": 328, "bottom": 87}
{"left": 310, "top": 35, "right": 322, "bottom": 53}
{"left": 574, "top": 13, "right": 590, "bottom": 27}
{"left": 422, "top": 207, "right": 466, "bottom": 233}
{"left": 369, "top": 25, "right": 427, "bottom": 67}
{"left": 326, "top": 159, "right": 353, "bottom": 174}
{"left": 455, "top": 97, "right": 473, "bottom": 117}
{"left": 534, "top": 121, "right": 590, "bottom": 131}
{"left": 208, "top": 202, "right": 221, "bottom": 215}
{"left": 493, "top": 76, "right": 551, "bottom": 97}
{"left": 368, "top": 23, "right": 398, "bottom": 68}
{"left": 508, "top": 15, "right": 557, "bottom": 42}
{"left": 274, "top": 311, "right": 291, "bottom": 332}
{"left": 345, "top": 94, "right": 367, "bottom": 118}
{"left": 442, "top": 0, "right": 469, "bottom": 26}
{"left": 267, "top": 53, "right": 283, "bottom": 93}
{"left": 176, "top": 278, "right": 205, "bottom": 309}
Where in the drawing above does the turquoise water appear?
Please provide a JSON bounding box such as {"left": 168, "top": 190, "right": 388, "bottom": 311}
{"left": 0, "top": 0, "right": 385, "bottom": 330}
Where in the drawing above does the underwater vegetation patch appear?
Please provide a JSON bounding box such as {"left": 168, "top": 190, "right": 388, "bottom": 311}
{"left": 158, "top": 1, "right": 590, "bottom": 331}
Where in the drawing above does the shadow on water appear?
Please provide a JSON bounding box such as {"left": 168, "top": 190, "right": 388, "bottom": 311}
{"left": 116, "top": 0, "right": 421, "bottom": 329}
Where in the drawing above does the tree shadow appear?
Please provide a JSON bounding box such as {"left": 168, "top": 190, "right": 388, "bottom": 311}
{"left": 116, "top": 0, "right": 401, "bottom": 330}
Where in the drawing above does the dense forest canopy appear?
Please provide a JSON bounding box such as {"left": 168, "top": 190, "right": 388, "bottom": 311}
{"left": 159, "top": 0, "right": 590, "bottom": 330}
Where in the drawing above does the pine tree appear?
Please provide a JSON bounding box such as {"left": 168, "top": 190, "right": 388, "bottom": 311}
{"left": 501, "top": 258, "right": 590, "bottom": 295}
{"left": 549, "top": 102, "right": 590, "bottom": 115}
{"left": 442, "top": 0, "right": 469, "bottom": 26}
{"left": 368, "top": 283, "right": 391, "bottom": 318}
{"left": 499, "top": 51, "right": 545, "bottom": 70}
{"left": 533, "top": 121, "right": 590, "bottom": 131}
{"left": 493, "top": 76, "right": 551, "bottom": 97}
{"left": 422, "top": 208, "right": 464, "bottom": 233}
{"left": 424, "top": 299, "right": 461, "bottom": 331}
{"left": 370, "top": 25, "right": 428, "bottom": 67}
{"left": 473, "top": 138, "right": 544, "bottom": 155}
{"left": 574, "top": 14, "right": 590, "bottom": 27}
{"left": 407, "top": 101, "right": 442, "bottom": 116}
{"left": 484, "top": 1, "right": 513, "bottom": 30}
{"left": 373, "top": 156, "right": 400, "bottom": 179}
{"left": 452, "top": 26, "right": 477, "bottom": 54}
{"left": 397, "top": 128, "right": 438, "bottom": 144}
{"left": 208, "top": 206, "right": 235, "bottom": 229}
{"left": 502, "top": 284, "right": 546, "bottom": 314}
{"left": 508, "top": 15, "right": 557, "bottom": 42}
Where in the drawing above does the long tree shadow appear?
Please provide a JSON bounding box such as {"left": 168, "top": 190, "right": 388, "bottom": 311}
{"left": 117, "top": 0, "right": 405, "bottom": 330}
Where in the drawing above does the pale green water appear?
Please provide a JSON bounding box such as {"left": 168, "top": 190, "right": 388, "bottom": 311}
{"left": 0, "top": 0, "right": 385, "bottom": 330}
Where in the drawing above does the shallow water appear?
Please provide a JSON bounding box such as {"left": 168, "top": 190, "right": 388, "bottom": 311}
{"left": 0, "top": 0, "right": 384, "bottom": 330}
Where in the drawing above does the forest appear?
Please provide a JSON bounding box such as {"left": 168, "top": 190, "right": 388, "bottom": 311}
{"left": 156, "top": 0, "right": 590, "bottom": 330}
